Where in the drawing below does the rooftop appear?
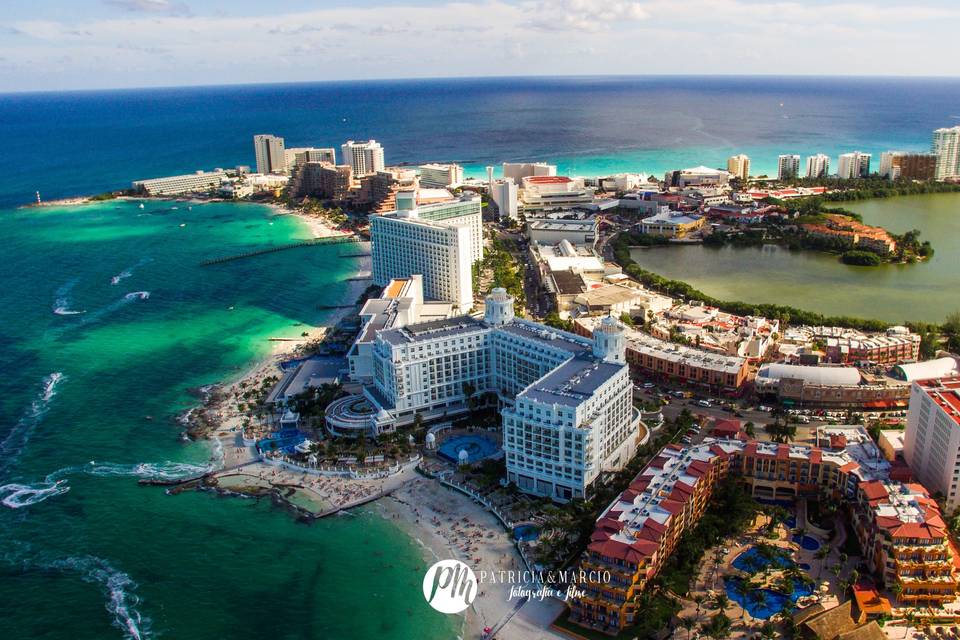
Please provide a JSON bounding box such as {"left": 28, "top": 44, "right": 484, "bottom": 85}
{"left": 523, "top": 356, "right": 625, "bottom": 407}
{"left": 917, "top": 377, "right": 960, "bottom": 426}
{"left": 379, "top": 315, "right": 487, "bottom": 346}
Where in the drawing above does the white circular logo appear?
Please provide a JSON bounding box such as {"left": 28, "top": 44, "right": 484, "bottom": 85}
{"left": 422, "top": 559, "right": 477, "bottom": 614}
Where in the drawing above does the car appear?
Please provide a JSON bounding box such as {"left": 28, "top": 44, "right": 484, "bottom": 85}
{"left": 642, "top": 382, "right": 656, "bottom": 389}
{"left": 660, "top": 397, "right": 671, "bottom": 405}
{"left": 696, "top": 400, "right": 712, "bottom": 408}
{"left": 796, "top": 415, "right": 811, "bottom": 424}
{"left": 681, "top": 436, "right": 692, "bottom": 444}
{"left": 757, "top": 405, "right": 773, "bottom": 412}
{"left": 672, "top": 390, "right": 686, "bottom": 398}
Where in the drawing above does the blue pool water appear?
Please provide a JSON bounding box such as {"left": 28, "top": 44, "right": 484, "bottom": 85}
{"left": 786, "top": 516, "right": 797, "bottom": 528}
{"left": 725, "top": 577, "right": 814, "bottom": 619}
{"left": 792, "top": 534, "right": 821, "bottom": 551}
{"left": 513, "top": 524, "right": 539, "bottom": 542}
{"left": 257, "top": 430, "right": 307, "bottom": 454}
{"left": 438, "top": 435, "right": 499, "bottom": 464}
{"left": 732, "top": 547, "right": 793, "bottom": 573}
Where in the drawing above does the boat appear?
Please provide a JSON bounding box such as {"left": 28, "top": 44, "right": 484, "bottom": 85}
{"left": 138, "top": 203, "right": 145, "bottom": 209}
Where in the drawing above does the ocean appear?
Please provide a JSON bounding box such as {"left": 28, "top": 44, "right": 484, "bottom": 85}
{"left": 3, "top": 76, "right": 960, "bottom": 208}
{"left": 1, "top": 76, "right": 959, "bottom": 639}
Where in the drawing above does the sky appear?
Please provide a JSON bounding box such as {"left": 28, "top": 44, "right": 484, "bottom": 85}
{"left": 1, "top": 0, "right": 959, "bottom": 92}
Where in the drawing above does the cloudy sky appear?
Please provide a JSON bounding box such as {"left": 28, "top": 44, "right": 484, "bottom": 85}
{"left": 1, "top": 0, "right": 958, "bottom": 92}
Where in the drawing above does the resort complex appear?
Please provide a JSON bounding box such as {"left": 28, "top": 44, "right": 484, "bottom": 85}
{"left": 571, "top": 424, "right": 960, "bottom": 633}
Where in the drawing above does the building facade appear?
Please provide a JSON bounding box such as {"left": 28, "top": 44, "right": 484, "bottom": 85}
{"left": 879, "top": 152, "right": 938, "bottom": 181}
{"left": 726, "top": 154, "right": 750, "bottom": 180}
{"left": 419, "top": 163, "right": 464, "bottom": 188}
{"left": 253, "top": 134, "right": 286, "bottom": 174}
{"left": 341, "top": 140, "right": 385, "bottom": 177}
{"left": 285, "top": 147, "right": 335, "bottom": 170}
{"left": 778, "top": 155, "right": 801, "bottom": 181}
{"left": 838, "top": 152, "right": 872, "bottom": 179}
{"left": 370, "top": 195, "right": 482, "bottom": 310}
{"left": 805, "top": 154, "right": 831, "bottom": 179}
{"left": 503, "top": 162, "right": 557, "bottom": 182}
{"left": 903, "top": 377, "right": 960, "bottom": 513}
{"left": 132, "top": 170, "right": 226, "bottom": 195}
{"left": 932, "top": 126, "right": 960, "bottom": 180}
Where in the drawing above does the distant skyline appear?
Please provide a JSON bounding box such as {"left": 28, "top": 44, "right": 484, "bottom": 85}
{"left": 2, "top": 0, "right": 960, "bottom": 92}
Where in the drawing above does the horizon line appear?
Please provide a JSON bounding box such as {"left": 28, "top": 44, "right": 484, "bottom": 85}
{"left": 4, "top": 72, "right": 960, "bottom": 97}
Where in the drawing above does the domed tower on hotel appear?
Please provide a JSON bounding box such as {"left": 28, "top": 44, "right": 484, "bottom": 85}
{"left": 592, "top": 315, "right": 626, "bottom": 364}
{"left": 484, "top": 287, "right": 515, "bottom": 326}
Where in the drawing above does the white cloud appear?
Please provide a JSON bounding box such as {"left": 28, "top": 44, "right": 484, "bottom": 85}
{"left": 0, "top": 0, "right": 958, "bottom": 91}
{"left": 521, "top": 0, "right": 649, "bottom": 32}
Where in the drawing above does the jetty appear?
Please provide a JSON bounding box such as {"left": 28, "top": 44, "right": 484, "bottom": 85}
{"left": 199, "top": 235, "right": 357, "bottom": 266}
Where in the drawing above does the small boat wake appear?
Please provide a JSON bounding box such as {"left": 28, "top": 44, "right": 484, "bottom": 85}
{"left": 124, "top": 291, "right": 150, "bottom": 301}
{"left": 0, "top": 372, "right": 65, "bottom": 475}
{"left": 45, "top": 555, "right": 152, "bottom": 640}
{"left": 53, "top": 280, "right": 86, "bottom": 315}
{"left": 110, "top": 257, "right": 152, "bottom": 285}
{"left": 0, "top": 480, "right": 70, "bottom": 509}
{"left": 1, "top": 458, "right": 218, "bottom": 510}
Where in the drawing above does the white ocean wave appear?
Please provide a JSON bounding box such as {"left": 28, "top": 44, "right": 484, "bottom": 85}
{"left": 0, "top": 480, "right": 70, "bottom": 509}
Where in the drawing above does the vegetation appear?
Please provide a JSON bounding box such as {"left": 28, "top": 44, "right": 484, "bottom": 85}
{"left": 841, "top": 250, "right": 883, "bottom": 266}
{"left": 475, "top": 237, "right": 526, "bottom": 307}
{"left": 542, "top": 311, "right": 573, "bottom": 332}
{"left": 617, "top": 230, "right": 671, "bottom": 247}
{"left": 657, "top": 477, "right": 761, "bottom": 595}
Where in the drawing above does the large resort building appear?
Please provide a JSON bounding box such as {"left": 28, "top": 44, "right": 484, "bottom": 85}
{"left": 370, "top": 194, "right": 483, "bottom": 311}
{"left": 327, "top": 290, "right": 644, "bottom": 501}
{"left": 904, "top": 377, "right": 960, "bottom": 513}
{"left": 571, "top": 425, "right": 960, "bottom": 633}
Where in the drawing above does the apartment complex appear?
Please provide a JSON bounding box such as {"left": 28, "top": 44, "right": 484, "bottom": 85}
{"left": 370, "top": 195, "right": 482, "bottom": 310}
{"left": 341, "top": 140, "right": 385, "bottom": 177}
{"left": 802, "top": 214, "right": 897, "bottom": 254}
{"left": 932, "top": 126, "right": 960, "bottom": 180}
{"left": 253, "top": 134, "right": 286, "bottom": 174}
{"left": 879, "top": 152, "right": 938, "bottom": 181}
{"left": 778, "top": 154, "right": 801, "bottom": 180}
{"left": 285, "top": 147, "right": 335, "bottom": 170}
{"left": 838, "top": 152, "right": 872, "bottom": 179}
{"left": 665, "top": 166, "right": 730, "bottom": 188}
{"left": 571, "top": 427, "right": 960, "bottom": 633}
{"left": 726, "top": 154, "right": 750, "bottom": 180}
{"left": 327, "top": 292, "right": 643, "bottom": 501}
{"left": 904, "top": 377, "right": 960, "bottom": 513}
{"left": 805, "top": 153, "right": 831, "bottom": 179}
{"left": 132, "top": 169, "right": 226, "bottom": 195}
{"left": 293, "top": 162, "right": 353, "bottom": 201}
{"left": 419, "top": 163, "right": 463, "bottom": 188}
{"left": 573, "top": 317, "right": 752, "bottom": 395}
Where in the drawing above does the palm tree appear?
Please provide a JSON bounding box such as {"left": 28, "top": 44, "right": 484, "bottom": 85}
{"left": 760, "top": 620, "right": 777, "bottom": 640}
{"left": 815, "top": 545, "right": 831, "bottom": 580}
{"left": 693, "top": 593, "right": 706, "bottom": 622}
{"left": 711, "top": 592, "right": 730, "bottom": 613}
{"left": 679, "top": 615, "right": 697, "bottom": 640}
{"left": 732, "top": 580, "right": 751, "bottom": 619}
{"left": 838, "top": 578, "right": 851, "bottom": 603}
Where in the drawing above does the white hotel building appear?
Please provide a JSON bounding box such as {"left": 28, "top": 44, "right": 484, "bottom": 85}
{"left": 326, "top": 290, "right": 643, "bottom": 501}
{"left": 132, "top": 169, "right": 226, "bottom": 195}
{"left": 370, "top": 195, "right": 483, "bottom": 311}
{"left": 419, "top": 163, "right": 464, "bottom": 188}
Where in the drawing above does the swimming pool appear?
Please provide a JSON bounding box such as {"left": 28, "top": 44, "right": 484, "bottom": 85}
{"left": 438, "top": 434, "right": 499, "bottom": 464}
{"left": 513, "top": 524, "right": 539, "bottom": 542}
{"left": 725, "top": 577, "right": 814, "bottom": 619}
{"left": 732, "top": 546, "right": 793, "bottom": 573}
{"left": 792, "top": 534, "right": 821, "bottom": 551}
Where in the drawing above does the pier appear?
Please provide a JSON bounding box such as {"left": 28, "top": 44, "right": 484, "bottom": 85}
{"left": 199, "top": 235, "right": 358, "bottom": 266}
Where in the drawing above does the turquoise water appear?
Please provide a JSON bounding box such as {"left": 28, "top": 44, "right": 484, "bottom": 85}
{"left": 0, "top": 200, "right": 456, "bottom": 639}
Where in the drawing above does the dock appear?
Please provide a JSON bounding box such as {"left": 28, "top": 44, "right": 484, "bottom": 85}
{"left": 199, "top": 235, "right": 358, "bottom": 266}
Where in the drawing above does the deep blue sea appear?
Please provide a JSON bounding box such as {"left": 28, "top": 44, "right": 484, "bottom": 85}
{"left": 3, "top": 76, "right": 960, "bottom": 207}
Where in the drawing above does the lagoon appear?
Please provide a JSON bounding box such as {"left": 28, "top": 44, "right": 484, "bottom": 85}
{"left": 630, "top": 193, "right": 960, "bottom": 324}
